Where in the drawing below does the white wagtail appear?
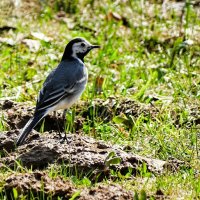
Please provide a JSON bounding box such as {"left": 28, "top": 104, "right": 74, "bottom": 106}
{"left": 16, "top": 38, "right": 100, "bottom": 146}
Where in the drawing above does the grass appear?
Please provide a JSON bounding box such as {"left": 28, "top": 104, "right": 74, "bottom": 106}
{"left": 0, "top": 0, "right": 200, "bottom": 199}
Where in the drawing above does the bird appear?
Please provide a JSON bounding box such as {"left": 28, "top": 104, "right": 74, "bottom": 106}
{"left": 16, "top": 38, "right": 100, "bottom": 146}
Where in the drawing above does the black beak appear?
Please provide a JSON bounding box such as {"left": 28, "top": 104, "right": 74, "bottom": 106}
{"left": 89, "top": 45, "right": 100, "bottom": 49}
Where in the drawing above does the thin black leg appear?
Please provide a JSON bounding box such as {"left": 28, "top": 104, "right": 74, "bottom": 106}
{"left": 62, "top": 109, "right": 67, "bottom": 139}
{"left": 60, "top": 109, "right": 69, "bottom": 143}
{"left": 54, "top": 111, "right": 62, "bottom": 139}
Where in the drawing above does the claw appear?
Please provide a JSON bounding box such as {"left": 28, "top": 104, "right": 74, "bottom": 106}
{"left": 60, "top": 133, "right": 71, "bottom": 144}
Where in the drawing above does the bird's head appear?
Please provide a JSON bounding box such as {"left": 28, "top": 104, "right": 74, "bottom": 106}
{"left": 62, "top": 38, "right": 100, "bottom": 62}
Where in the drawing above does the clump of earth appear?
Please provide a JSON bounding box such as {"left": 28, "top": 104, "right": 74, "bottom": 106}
{"left": 0, "top": 100, "right": 188, "bottom": 199}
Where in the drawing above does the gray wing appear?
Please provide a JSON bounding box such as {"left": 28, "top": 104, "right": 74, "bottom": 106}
{"left": 36, "top": 60, "right": 86, "bottom": 112}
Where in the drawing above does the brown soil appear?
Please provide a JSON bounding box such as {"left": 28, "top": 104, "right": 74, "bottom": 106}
{"left": 4, "top": 171, "right": 133, "bottom": 200}
{"left": 0, "top": 100, "right": 188, "bottom": 199}
{"left": 1, "top": 98, "right": 158, "bottom": 132}
{"left": 1, "top": 98, "right": 199, "bottom": 136}
{"left": 1, "top": 130, "right": 174, "bottom": 199}
{"left": 1, "top": 130, "right": 169, "bottom": 176}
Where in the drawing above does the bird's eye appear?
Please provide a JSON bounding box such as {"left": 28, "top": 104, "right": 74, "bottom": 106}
{"left": 81, "top": 43, "right": 86, "bottom": 47}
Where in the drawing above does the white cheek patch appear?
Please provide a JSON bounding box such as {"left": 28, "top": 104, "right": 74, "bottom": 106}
{"left": 75, "top": 47, "right": 86, "bottom": 53}
{"left": 72, "top": 41, "right": 91, "bottom": 58}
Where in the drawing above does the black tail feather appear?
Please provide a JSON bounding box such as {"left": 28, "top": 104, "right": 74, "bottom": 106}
{"left": 16, "top": 111, "right": 46, "bottom": 146}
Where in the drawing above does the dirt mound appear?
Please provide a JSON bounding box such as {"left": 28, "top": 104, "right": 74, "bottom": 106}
{"left": 1, "top": 99, "right": 158, "bottom": 132}
{"left": 4, "top": 171, "right": 133, "bottom": 199}
{"left": 2, "top": 99, "right": 199, "bottom": 135}
{"left": 0, "top": 130, "right": 186, "bottom": 181}
{"left": 0, "top": 100, "right": 188, "bottom": 179}
{"left": 0, "top": 100, "right": 188, "bottom": 199}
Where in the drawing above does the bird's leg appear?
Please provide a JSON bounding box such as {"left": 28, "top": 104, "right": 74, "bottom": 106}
{"left": 54, "top": 111, "right": 62, "bottom": 139}
{"left": 60, "top": 109, "right": 68, "bottom": 143}
{"left": 63, "top": 109, "right": 67, "bottom": 138}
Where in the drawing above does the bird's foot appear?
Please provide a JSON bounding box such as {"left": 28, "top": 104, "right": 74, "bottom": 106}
{"left": 59, "top": 132, "right": 71, "bottom": 144}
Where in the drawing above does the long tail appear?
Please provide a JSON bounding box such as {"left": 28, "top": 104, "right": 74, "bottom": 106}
{"left": 16, "top": 111, "right": 47, "bottom": 146}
